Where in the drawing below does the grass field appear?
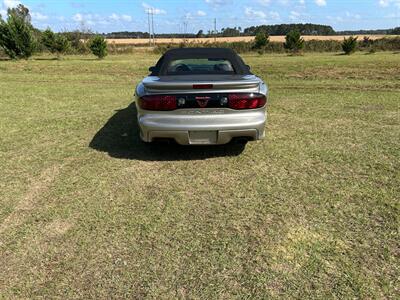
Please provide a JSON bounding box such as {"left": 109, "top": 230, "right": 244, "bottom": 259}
{"left": 0, "top": 51, "right": 399, "bottom": 298}
{"left": 106, "top": 35, "right": 399, "bottom": 45}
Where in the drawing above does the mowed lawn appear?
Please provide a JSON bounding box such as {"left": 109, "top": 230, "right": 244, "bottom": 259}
{"left": 0, "top": 51, "right": 399, "bottom": 298}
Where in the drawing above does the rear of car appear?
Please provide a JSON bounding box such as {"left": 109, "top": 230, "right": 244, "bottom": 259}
{"left": 135, "top": 48, "right": 268, "bottom": 145}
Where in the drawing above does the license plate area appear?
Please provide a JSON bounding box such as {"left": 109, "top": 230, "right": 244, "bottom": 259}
{"left": 189, "top": 131, "right": 218, "bottom": 144}
{"left": 176, "top": 93, "right": 228, "bottom": 109}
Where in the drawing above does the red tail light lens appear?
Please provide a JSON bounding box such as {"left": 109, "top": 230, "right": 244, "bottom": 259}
{"left": 228, "top": 93, "right": 266, "bottom": 110}
{"left": 138, "top": 95, "right": 177, "bottom": 111}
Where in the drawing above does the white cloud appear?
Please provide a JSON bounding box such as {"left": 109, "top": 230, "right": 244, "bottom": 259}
{"left": 258, "top": 0, "right": 271, "bottom": 6}
{"left": 327, "top": 11, "right": 362, "bottom": 23}
{"left": 327, "top": 15, "right": 343, "bottom": 22}
{"left": 345, "top": 11, "right": 361, "bottom": 19}
{"left": 72, "top": 13, "right": 83, "bottom": 22}
{"left": 109, "top": 13, "right": 132, "bottom": 22}
{"left": 205, "top": 0, "right": 230, "bottom": 6}
{"left": 1, "top": 1, "right": 52, "bottom": 24}
{"left": 245, "top": 7, "right": 266, "bottom": 18}
{"left": 289, "top": 10, "right": 301, "bottom": 20}
{"left": 299, "top": 0, "right": 305, "bottom": 5}
{"left": 184, "top": 10, "right": 206, "bottom": 19}
{"left": 315, "top": 0, "right": 327, "bottom": 6}
{"left": 1, "top": 0, "right": 20, "bottom": 16}
{"left": 142, "top": 2, "right": 166, "bottom": 15}
{"left": 73, "top": 12, "right": 132, "bottom": 26}
{"left": 31, "top": 12, "right": 48, "bottom": 21}
{"left": 269, "top": 11, "right": 281, "bottom": 21}
{"left": 121, "top": 14, "right": 132, "bottom": 22}
{"left": 379, "top": 0, "right": 400, "bottom": 8}
{"left": 109, "top": 13, "right": 119, "bottom": 21}
{"left": 3, "top": 0, "right": 20, "bottom": 8}
{"left": 288, "top": 10, "right": 310, "bottom": 22}
{"left": 244, "top": 7, "right": 281, "bottom": 22}
{"left": 72, "top": 13, "right": 96, "bottom": 23}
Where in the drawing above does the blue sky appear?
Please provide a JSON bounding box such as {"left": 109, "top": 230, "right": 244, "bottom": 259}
{"left": 0, "top": 0, "right": 399, "bottom": 33}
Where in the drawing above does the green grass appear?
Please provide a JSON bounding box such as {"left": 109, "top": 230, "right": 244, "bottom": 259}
{"left": 0, "top": 52, "right": 399, "bottom": 299}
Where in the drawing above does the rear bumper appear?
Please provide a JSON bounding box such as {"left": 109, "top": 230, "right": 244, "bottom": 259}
{"left": 137, "top": 109, "right": 266, "bottom": 145}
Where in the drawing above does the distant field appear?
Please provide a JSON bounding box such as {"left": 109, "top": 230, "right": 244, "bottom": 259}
{"left": 107, "top": 35, "right": 398, "bottom": 45}
{"left": 0, "top": 52, "right": 399, "bottom": 298}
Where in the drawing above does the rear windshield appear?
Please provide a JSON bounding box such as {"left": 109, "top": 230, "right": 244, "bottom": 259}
{"left": 166, "top": 58, "right": 235, "bottom": 75}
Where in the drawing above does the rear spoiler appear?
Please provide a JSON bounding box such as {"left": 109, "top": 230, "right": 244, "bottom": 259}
{"left": 143, "top": 80, "right": 260, "bottom": 93}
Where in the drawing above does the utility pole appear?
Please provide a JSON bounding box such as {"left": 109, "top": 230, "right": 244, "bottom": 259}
{"left": 183, "top": 21, "right": 188, "bottom": 43}
{"left": 151, "top": 8, "right": 156, "bottom": 45}
{"left": 146, "top": 8, "right": 156, "bottom": 46}
{"left": 147, "top": 9, "right": 151, "bottom": 46}
{"left": 214, "top": 18, "right": 217, "bottom": 42}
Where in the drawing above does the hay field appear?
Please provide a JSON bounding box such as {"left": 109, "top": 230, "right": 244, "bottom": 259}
{"left": 106, "top": 35, "right": 398, "bottom": 45}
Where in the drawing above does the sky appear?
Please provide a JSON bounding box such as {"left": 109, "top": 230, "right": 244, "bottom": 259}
{"left": 0, "top": 0, "right": 399, "bottom": 33}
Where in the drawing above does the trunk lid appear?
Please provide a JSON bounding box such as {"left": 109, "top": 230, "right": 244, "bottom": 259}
{"left": 142, "top": 74, "right": 261, "bottom": 94}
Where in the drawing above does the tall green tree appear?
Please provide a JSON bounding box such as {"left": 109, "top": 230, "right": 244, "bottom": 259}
{"left": 254, "top": 31, "right": 269, "bottom": 49}
{"left": 342, "top": 36, "right": 358, "bottom": 55}
{"left": 0, "top": 4, "right": 36, "bottom": 59}
{"left": 89, "top": 35, "right": 107, "bottom": 59}
{"left": 42, "top": 28, "right": 70, "bottom": 57}
{"left": 284, "top": 30, "right": 304, "bottom": 53}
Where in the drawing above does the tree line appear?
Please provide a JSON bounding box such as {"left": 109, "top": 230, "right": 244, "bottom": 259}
{"left": 0, "top": 4, "right": 107, "bottom": 59}
{"left": 104, "top": 24, "right": 400, "bottom": 39}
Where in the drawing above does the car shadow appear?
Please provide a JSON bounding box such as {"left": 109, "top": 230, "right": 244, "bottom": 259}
{"left": 89, "top": 102, "right": 246, "bottom": 161}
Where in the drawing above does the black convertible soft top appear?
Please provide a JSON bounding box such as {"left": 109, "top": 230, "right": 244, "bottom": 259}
{"left": 150, "top": 48, "right": 251, "bottom": 76}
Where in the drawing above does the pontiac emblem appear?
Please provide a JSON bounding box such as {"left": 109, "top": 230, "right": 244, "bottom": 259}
{"left": 195, "top": 96, "right": 210, "bottom": 108}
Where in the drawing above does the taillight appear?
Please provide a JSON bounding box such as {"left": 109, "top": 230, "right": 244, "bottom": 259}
{"left": 138, "top": 95, "right": 177, "bottom": 110}
{"left": 228, "top": 93, "right": 266, "bottom": 110}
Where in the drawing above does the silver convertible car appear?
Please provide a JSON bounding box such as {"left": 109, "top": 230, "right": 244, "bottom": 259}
{"left": 134, "top": 48, "right": 268, "bottom": 145}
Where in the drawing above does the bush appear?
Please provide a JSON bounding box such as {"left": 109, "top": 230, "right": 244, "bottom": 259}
{"left": 342, "top": 36, "right": 358, "bottom": 55}
{"left": 304, "top": 40, "right": 342, "bottom": 52}
{"left": 253, "top": 31, "right": 269, "bottom": 49}
{"left": 113, "top": 36, "right": 400, "bottom": 56}
{"left": 63, "top": 30, "right": 90, "bottom": 54}
{"left": 153, "top": 43, "right": 174, "bottom": 54}
{"left": 41, "top": 28, "right": 70, "bottom": 57}
{"left": 89, "top": 35, "right": 107, "bottom": 59}
{"left": 0, "top": 4, "right": 36, "bottom": 59}
{"left": 41, "top": 28, "right": 55, "bottom": 50}
{"left": 361, "top": 36, "right": 373, "bottom": 48}
{"left": 284, "top": 30, "right": 304, "bottom": 53}
{"left": 369, "top": 37, "right": 400, "bottom": 51}
{"left": 53, "top": 34, "right": 70, "bottom": 55}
